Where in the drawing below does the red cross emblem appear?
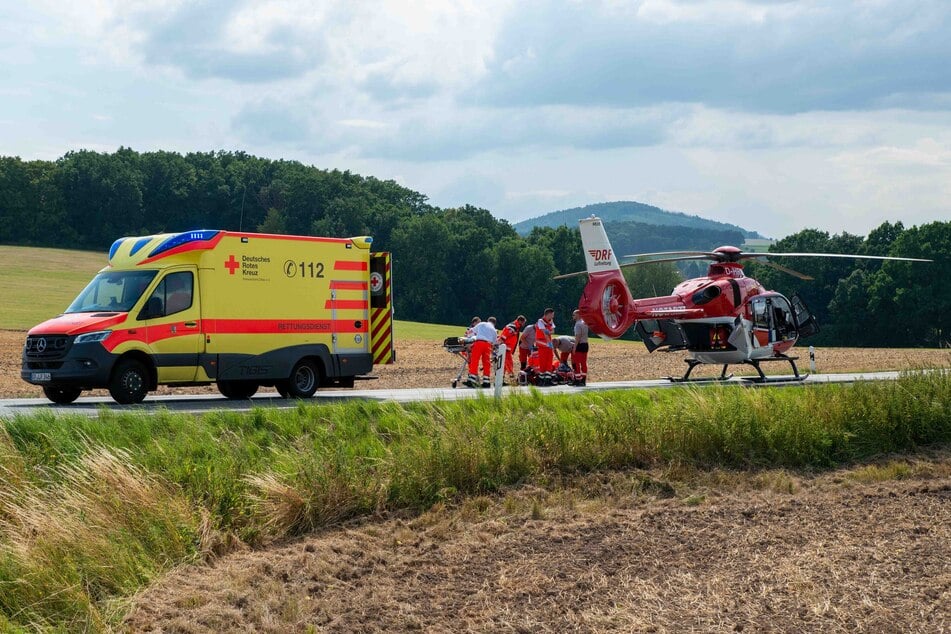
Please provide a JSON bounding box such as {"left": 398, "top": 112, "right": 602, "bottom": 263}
{"left": 224, "top": 255, "right": 240, "bottom": 275}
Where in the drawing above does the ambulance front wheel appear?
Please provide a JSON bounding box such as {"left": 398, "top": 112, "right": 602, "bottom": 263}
{"left": 283, "top": 359, "right": 320, "bottom": 399}
{"left": 43, "top": 385, "right": 82, "bottom": 404}
{"left": 109, "top": 359, "right": 149, "bottom": 404}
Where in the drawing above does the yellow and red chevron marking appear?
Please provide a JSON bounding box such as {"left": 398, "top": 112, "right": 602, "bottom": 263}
{"left": 370, "top": 252, "right": 394, "bottom": 364}
{"left": 370, "top": 308, "right": 393, "bottom": 364}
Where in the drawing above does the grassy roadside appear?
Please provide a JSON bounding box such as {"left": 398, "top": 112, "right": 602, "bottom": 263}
{"left": 0, "top": 372, "right": 949, "bottom": 630}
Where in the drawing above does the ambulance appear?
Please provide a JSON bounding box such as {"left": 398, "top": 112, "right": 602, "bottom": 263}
{"left": 21, "top": 230, "right": 395, "bottom": 404}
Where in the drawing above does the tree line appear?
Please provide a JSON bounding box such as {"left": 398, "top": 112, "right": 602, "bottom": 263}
{"left": 1, "top": 149, "right": 948, "bottom": 346}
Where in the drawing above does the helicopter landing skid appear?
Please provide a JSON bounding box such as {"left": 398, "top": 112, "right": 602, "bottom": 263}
{"left": 668, "top": 361, "right": 734, "bottom": 383}
{"left": 738, "top": 355, "right": 809, "bottom": 384}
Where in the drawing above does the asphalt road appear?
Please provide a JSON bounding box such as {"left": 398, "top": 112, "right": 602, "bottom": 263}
{"left": 0, "top": 371, "right": 904, "bottom": 417}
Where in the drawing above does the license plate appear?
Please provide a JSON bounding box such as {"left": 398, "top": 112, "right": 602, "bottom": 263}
{"left": 31, "top": 372, "right": 52, "bottom": 382}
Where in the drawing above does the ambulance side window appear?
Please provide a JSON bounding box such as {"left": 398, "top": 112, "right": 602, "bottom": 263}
{"left": 139, "top": 272, "right": 193, "bottom": 319}
{"left": 164, "top": 272, "right": 193, "bottom": 315}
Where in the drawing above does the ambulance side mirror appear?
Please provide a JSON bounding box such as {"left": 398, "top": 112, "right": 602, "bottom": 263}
{"left": 137, "top": 296, "right": 164, "bottom": 320}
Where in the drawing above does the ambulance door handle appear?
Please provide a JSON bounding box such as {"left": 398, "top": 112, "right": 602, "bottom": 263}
{"left": 184, "top": 321, "right": 198, "bottom": 328}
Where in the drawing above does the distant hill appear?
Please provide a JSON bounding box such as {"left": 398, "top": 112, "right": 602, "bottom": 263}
{"left": 514, "top": 201, "right": 763, "bottom": 239}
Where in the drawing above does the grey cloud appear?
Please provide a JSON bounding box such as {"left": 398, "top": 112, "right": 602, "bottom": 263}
{"left": 363, "top": 107, "right": 671, "bottom": 161}
{"left": 231, "top": 101, "right": 312, "bottom": 145}
{"left": 470, "top": 0, "right": 951, "bottom": 114}
{"left": 229, "top": 100, "right": 672, "bottom": 161}
{"left": 139, "top": 0, "right": 324, "bottom": 83}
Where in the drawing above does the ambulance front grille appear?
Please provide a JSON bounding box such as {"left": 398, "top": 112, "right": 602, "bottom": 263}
{"left": 25, "top": 361, "right": 64, "bottom": 370}
{"left": 24, "top": 335, "right": 71, "bottom": 360}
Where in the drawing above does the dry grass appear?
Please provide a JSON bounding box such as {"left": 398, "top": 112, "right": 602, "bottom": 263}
{"left": 0, "top": 444, "right": 203, "bottom": 629}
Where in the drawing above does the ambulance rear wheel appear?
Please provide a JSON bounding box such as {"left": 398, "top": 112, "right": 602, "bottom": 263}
{"left": 217, "top": 380, "right": 258, "bottom": 400}
{"left": 109, "top": 359, "right": 149, "bottom": 404}
{"left": 43, "top": 386, "right": 82, "bottom": 404}
{"left": 286, "top": 360, "right": 319, "bottom": 398}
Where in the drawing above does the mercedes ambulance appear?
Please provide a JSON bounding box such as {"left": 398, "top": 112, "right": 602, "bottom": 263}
{"left": 22, "top": 230, "right": 395, "bottom": 404}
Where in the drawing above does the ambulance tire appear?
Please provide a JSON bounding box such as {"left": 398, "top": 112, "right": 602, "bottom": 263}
{"left": 109, "top": 359, "right": 149, "bottom": 404}
{"left": 217, "top": 380, "right": 259, "bottom": 400}
{"left": 337, "top": 376, "right": 355, "bottom": 388}
{"left": 43, "top": 385, "right": 82, "bottom": 404}
{"left": 286, "top": 359, "right": 320, "bottom": 398}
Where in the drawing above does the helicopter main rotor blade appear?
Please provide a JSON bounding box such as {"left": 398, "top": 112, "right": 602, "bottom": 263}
{"left": 619, "top": 255, "right": 713, "bottom": 267}
{"left": 552, "top": 255, "right": 712, "bottom": 280}
{"left": 741, "top": 252, "right": 932, "bottom": 263}
{"left": 758, "top": 259, "right": 814, "bottom": 280}
{"left": 622, "top": 250, "right": 718, "bottom": 259}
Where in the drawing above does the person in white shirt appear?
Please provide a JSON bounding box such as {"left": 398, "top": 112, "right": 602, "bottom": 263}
{"left": 466, "top": 316, "right": 497, "bottom": 387}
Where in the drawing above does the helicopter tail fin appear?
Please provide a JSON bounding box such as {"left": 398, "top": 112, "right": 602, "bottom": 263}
{"left": 577, "top": 216, "right": 636, "bottom": 339}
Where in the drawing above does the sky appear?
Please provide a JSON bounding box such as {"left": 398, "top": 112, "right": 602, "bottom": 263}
{"left": 2, "top": 0, "right": 950, "bottom": 239}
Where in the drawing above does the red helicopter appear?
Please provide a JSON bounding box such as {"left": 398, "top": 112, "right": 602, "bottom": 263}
{"left": 556, "top": 216, "right": 931, "bottom": 382}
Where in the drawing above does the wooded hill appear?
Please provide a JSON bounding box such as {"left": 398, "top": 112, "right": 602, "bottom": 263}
{"left": 514, "top": 200, "right": 762, "bottom": 239}
{"left": 1, "top": 149, "right": 948, "bottom": 346}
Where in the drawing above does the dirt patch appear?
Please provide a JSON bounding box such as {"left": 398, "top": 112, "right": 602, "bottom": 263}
{"left": 126, "top": 458, "right": 951, "bottom": 632}
{"left": 4, "top": 329, "right": 949, "bottom": 398}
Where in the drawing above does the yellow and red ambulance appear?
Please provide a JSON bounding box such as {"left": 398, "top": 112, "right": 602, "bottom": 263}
{"left": 21, "top": 230, "right": 395, "bottom": 404}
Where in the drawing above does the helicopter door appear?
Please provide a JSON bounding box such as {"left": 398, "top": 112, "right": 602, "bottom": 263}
{"left": 790, "top": 293, "right": 820, "bottom": 338}
{"left": 750, "top": 295, "right": 796, "bottom": 345}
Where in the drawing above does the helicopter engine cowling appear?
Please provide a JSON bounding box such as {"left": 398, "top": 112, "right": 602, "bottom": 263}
{"left": 578, "top": 271, "right": 636, "bottom": 339}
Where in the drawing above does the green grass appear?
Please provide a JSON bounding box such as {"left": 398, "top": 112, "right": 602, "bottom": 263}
{"left": 0, "top": 246, "right": 106, "bottom": 330}
{"left": 0, "top": 371, "right": 948, "bottom": 631}
{"left": 393, "top": 320, "right": 472, "bottom": 340}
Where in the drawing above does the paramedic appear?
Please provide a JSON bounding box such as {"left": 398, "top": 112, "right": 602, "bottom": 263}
{"left": 467, "top": 316, "right": 497, "bottom": 388}
{"left": 534, "top": 308, "right": 556, "bottom": 386}
{"left": 553, "top": 335, "right": 575, "bottom": 366}
{"left": 518, "top": 318, "right": 536, "bottom": 371}
{"left": 498, "top": 315, "right": 526, "bottom": 383}
{"left": 465, "top": 316, "right": 480, "bottom": 337}
{"left": 572, "top": 309, "right": 589, "bottom": 384}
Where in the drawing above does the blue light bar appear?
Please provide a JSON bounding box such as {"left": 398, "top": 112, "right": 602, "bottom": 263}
{"left": 148, "top": 230, "right": 221, "bottom": 258}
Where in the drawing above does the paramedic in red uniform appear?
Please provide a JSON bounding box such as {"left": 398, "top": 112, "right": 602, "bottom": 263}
{"left": 498, "top": 315, "right": 525, "bottom": 383}
{"left": 534, "top": 308, "right": 556, "bottom": 386}
{"left": 467, "top": 316, "right": 497, "bottom": 388}
{"left": 572, "top": 309, "right": 589, "bottom": 385}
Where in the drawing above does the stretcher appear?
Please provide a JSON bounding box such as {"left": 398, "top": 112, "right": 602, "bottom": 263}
{"left": 443, "top": 336, "right": 502, "bottom": 388}
{"left": 442, "top": 336, "right": 472, "bottom": 388}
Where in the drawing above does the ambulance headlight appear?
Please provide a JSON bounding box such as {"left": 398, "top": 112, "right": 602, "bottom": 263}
{"left": 74, "top": 330, "right": 112, "bottom": 344}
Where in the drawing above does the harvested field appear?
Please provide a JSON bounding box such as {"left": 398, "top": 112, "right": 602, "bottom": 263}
{"left": 126, "top": 455, "right": 951, "bottom": 633}
{"left": 3, "top": 328, "right": 949, "bottom": 398}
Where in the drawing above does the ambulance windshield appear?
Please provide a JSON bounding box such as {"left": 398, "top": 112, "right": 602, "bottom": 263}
{"left": 65, "top": 270, "right": 158, "bottom": 314}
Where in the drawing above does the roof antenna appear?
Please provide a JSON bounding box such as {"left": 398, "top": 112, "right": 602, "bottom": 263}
{"left": 238, "top": 184, "right": 247, "bottom": 232}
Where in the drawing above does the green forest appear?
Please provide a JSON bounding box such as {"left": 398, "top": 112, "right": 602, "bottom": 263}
{"left": 1, "top": 149, "right": 948, "bottom": 346}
